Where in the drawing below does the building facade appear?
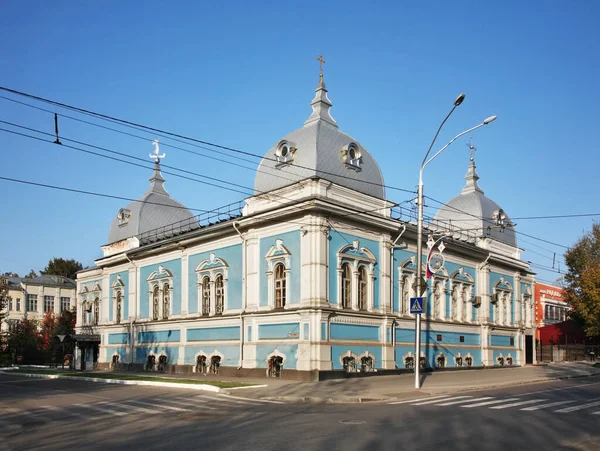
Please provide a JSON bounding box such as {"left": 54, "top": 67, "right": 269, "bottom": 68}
{"left": 1, "top": 275, "right": 76, "bottom": 332}
{"left": 76, "top": 75, "right": 536, "bottom": 377}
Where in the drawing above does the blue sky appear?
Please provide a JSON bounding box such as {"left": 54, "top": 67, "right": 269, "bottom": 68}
{"left": 1, "top": 0, "right": 598, "bottom": 284}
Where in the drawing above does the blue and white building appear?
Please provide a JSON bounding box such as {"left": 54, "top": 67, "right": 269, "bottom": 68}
{"left": 75, "top": 74, "right": 536, "bottom": 378}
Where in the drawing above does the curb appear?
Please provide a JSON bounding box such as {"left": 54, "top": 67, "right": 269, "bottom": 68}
{"left": 0, "top": 371, "right": 225, "bottom": 393}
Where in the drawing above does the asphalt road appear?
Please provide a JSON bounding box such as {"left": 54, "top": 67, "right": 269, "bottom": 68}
{"left": 1, "top": 373, "right": 599, "bottom": 451}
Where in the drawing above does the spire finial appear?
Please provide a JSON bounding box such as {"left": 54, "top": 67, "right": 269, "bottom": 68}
{"left": 316, "top": 53, "right": 325, "bottom": 82}
{"left": 467, "top": 137, "right": 477, "bottom": 161}
{"left": 150, "top": 139, "right": 166, "bottom": 164}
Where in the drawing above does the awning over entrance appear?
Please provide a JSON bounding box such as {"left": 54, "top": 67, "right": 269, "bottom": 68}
{"left": 72, "top": 334, "right": 101, "bottom": 343}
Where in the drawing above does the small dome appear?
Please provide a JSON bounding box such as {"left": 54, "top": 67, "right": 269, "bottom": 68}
{"left": 254, "top": 79, "right": 386, "bottom": 199}
{"left": 107, "top": 163, "right": 195, "bottom": 244}
{"left": 434, "top": 158, "right": 517, "bottom": 247}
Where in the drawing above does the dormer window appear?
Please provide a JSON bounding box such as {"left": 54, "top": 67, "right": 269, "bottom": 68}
{"left": 342, "top": 143, "right": 362, "bottom": 171}
{"left": 275, "top": 141, "right": 296, "bottom": 166}
{"left": 117, "top": 208, "right": 131, "bottom": 226}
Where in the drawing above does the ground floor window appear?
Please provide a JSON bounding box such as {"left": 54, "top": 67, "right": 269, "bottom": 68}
{"left": 343, "top": 356, "right": 357, "bottom": 373}
{"left": 436, "top": 354, "right": 446, "bottom": 368}
{"left": 268, "top": 356, "right": 284, "bottom": 378}
{"left": 465, "top": 356, "right": 473, "bottom": 367}
{"left": 146, "top": 354, "right": 156, "bottom": 371}
{"left": 157, "top": 355, "right": 168, "bottom": 371}
{"left": 361, "top": 356, "right": 374, "bottom": 372}
{"left": 111, "top": 354, "right": 119, "bottom": 369}
{"left": 209, "top": 355, "right": 221, "bottom": 374}
{"left": 196, "top": 355, "right": 207, "bottom": 374}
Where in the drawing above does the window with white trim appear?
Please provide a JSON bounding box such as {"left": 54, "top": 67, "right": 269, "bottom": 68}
{"left": 27, "top": 294, "right": 38, "bottom": 312}
{"left": 147, "top": 266, "right": 174, "bottom": 321}
{"left": 60, "top": 297, "right": 70, "bottom": 312}
{"left": 265, "top": 239, "right": 292, "bottom": 310}
{"left": 493, "top": 278, "right": 513, "bottom": 326}
{"left": 336, "top": 240, "right": 376, "bottom": 311}
{"left": 115, "top": 291, "right": 122, "bottom": 324}
{"left": 93, "top": 297, "right": 100, "bottom": 325}
{"left": 449, "top": 269, "right": 474, "bottom": 323}
{"left": 196, "top": 253, "right": 229, "bottom": 316}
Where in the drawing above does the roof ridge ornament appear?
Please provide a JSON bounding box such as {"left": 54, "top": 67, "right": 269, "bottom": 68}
{"left": 461, "top": 138, "right": 484, "bottom": 195}
{"left": 147, "top": 139, "right": 169, "bottom": 196}
{"left": 150, "top": 139, "right": 166, "bottom": 164}
{"left": 304, "top": 55, "right": 338, "bottom": 128}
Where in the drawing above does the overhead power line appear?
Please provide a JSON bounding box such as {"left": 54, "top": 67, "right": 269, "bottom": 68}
{"left": 0, "top": 86, "right": 416, "bottom": 195}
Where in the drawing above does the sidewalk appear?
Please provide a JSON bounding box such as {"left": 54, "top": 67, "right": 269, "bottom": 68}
{"left": 233, "top": 362, "right": 600, "bottom": 403}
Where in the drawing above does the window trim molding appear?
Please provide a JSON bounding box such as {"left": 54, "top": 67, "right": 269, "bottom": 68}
{"left": 336, "top": 240, "right": 376, "bottom": 311}
{"left": 195, "top": 253, "right": 229, "bottom": 316}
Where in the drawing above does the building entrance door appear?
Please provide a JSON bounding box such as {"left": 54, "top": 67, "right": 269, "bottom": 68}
{"left": 525, "top": 335, "right": 533, "bottom": 364}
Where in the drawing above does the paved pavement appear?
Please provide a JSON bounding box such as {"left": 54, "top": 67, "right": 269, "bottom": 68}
{"left": 235, "top": 361, "right": 600, "bottom": 403}
{"left": 2, "top": 372, "right": 599, "bottom": 450}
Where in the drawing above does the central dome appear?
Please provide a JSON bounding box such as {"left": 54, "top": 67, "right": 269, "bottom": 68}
{"left": 434, "top": 158, "right": 517, "bottom": 247}
{"left": 254, "top": 79, "right": 385, "bottom": 199}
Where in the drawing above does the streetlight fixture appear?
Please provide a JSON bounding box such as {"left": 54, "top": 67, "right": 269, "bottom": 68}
{"left": 414, "top": 111, "right": 497, "bottom": 389}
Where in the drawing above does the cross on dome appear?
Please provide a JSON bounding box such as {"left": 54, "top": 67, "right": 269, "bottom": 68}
{"left": 316, "top": 53, "right": 326, "bottom": 82}
{"left": 467, "top": 137, "right": 477, "bottom": 162}
{"left": 150, "top": 139, "right": 166, "bottom": 164}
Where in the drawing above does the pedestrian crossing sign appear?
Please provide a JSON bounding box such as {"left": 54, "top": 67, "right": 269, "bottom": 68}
{"left": 410, "top": 297, "right": 423, "bottom": 314}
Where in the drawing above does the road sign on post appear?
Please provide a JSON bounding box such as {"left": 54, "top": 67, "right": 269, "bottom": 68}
{"left": 410, "top": 297, "right": 424, "bottom": 314}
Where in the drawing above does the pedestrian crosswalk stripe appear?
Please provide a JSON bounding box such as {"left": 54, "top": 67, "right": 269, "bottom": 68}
{"left": 157, "top": 398, "right": 217, "bottom": 410}
{"left": 412, "top": 396, "right": 472, "bottom": 406}
{"left": 436, "top": 397, "right": 494, "bottom": 406}
{"left": 555, "top": 399, "right": 600, "bottom": 413}
{"left": 125, "top": 400, "right": 191, "bottom": 412}
{"left": 389, "top": 395, "right": 451, "bottom": 405}
{"left": 40, "top": 405, "right": 100, "bottom": 420}
{"left": 521, "top": 400, "right": 576, "bottom": 411}
{"left": 74, "top": 403, "right": 127, "bottom": 416}
{"left": 114, "top": 402, "right": 162, "bottom": 414}
{"left": 461, "top": 398, "right": 521, "bottom": 408}
{"left": 195, "top": 394, "right": 255, "bottom": 406}
{"left": 490, "top": 399, "right": 546, "bottom": 409}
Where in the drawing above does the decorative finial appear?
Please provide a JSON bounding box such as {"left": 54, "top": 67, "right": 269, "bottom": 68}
{"left": 150, "top": 139, "right": 166, "bottom": 164}
{"left": 316, "top": 54, "right": 325, "bottom": 82}
{"left": 467, "top": 137, "right": 477, "bottom": 161}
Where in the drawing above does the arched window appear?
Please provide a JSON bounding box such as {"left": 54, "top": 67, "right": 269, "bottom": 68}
{"left": 146, "top": 354, "right": 156, "bottom": 371}
{"left": 202, "top": 276, "right": 210, "bottom": 315}
{"left": 341, "top": 263, "right": 352, "bottom": 309}
{"left": 275, "top": 263, "right": 286, "bottom": 308}
{"left": 361, "top": 356, "right": 374, "bottom": 372}
{"left": 215, "top": 274, "right": 224, "bottom": 314}
{"left": 152, "top": 286, "right": 159, "bottom": 320}
{"left": 461, "top": 286, "right": 468, "bottom": 322}
{"left": 451, "top": 285, "right": 459, "bottom": 321}
{"left": 196, "top": 355, "right": 207, "bottom": 374}
{"left": 404, "top": 355, "right": 415, "bottom": 369}
{"left": 93, "top": 298, "right": 100, "bottom": 325}
{"left": 158, "top": 355, "right": 168, "bottom": 371}
{"left": 162, "top": 283, "right": 170, "bottom": 320}
{"left": 209, "top": 355, "right": 221, "bottom": 374}
{"left": 343, "top": 356, "right": 356, "bottom": 373}
{"left": 358, "top": 266, "right": 367, "bottom": 310}
{"left": 116, "top": 291, "right": 122, "bottom": 324}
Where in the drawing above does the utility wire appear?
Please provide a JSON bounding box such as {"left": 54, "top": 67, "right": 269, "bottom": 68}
{"left": 0, "top": 175, "right": 209, "bottom": 212}
{"left": 0, "top": 86, "right": 416, "bottom": 195}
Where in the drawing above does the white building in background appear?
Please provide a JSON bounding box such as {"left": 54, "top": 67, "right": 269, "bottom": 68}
{"left": 75, "top": 70, "right": 536, "bottom": 378}
{"left": 1, "top": 275, "right": 76, "bottom": 332}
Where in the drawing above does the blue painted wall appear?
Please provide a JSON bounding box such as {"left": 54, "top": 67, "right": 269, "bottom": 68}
{"left": 139, "top": 259, "right": 182, "bottom": 318}
{"left": 259, "top": 230, "right": 301, "bottom": 307}
{"left": 138, "top": 330, "right": 180, "bottom": 343}
{"left": 490, "top": 335, "right": 514, "bottom": 347}
{"left": 331, "top": 345, "right": 382, "bottom": 369}
{"left": 330, "top": 324, "right": 380, "bottom": 341}
{"left": 394, "top": 345, "right": 482, "bottom": 368}
{"left": 183, "top": 345, "right": 240, "bottom": 366}
{"left": 330, "top": 231, "right": 380, "bottom": 308}
{"left": 255, "top": 344, "right": 298, "bottom": 369}
{"left": 188, "top": 244, "right": 243, "bottom": 313}
{"left": 321, "top": 323, "right": 327, "bottom": 340}
{"left": 108, "top": 333, "right": 129, "bottom": 345}
{"left": 109, "top": 271, "right": 129, "bottom": 322}
{"left": 258, "top": 323, "right": 300, "bottom": 340}
{"left": 187, "top": 326, "right": 240, "bottom": 341}
{"left": 395, "top": 328, "right": 480, "bottom": 346}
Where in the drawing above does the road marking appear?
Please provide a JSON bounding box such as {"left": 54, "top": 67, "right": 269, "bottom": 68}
{"left": 490, "top": 399, "right": 547, "bottom": 409}
{"left": 156, "top": 398, "right": 217, "bottom": 410}
{"left": 74, "top": 403, "right": 127, "bottom": 416}
{"left": 39, "top": 405, "right": 100, "bottom": 420}
{"left": 195, "top": 394, "right": 256, "bottom": 406}
{"left": 521, "top": 400, "right": 576, "bottom": 411}
{"left": 412, "top": 396, "right": 472, "bottom": 406}
{"left": 113, "top": 402, "right": 162, "bottom": 414}
{"left": 124, "top": 400, "right": 191, "bottom": 412}
{"left": 389, "top": 395, "right": 451, "bottom": 405}
{"left": 436, "top": 397, "right": 494, "bottom": 406}
{"left": 555, "top": 399, "right": 600, "bottom": 413}
{"left": 461, "top": 398, "right": 521, "bottom": 408}
{"left": 507, "top": 380, "right": 600, "bottom": 398}
{"left": 219, "top": 394, "right": 285, "bottom": 404}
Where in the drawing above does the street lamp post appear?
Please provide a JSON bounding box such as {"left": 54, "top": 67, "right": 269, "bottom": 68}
{"left": 414, "top": 107, "right": 497, "bottom": 389}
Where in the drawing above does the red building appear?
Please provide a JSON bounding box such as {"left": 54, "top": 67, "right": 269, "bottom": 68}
{"left": 534, "top": 282, "right": 569, "bottom": 340}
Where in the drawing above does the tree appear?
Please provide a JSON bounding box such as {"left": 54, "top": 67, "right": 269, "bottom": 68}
{"left": 41, "top": 258, "right": 83, "bottom": 280}
{"left": 563, "top": 223, "right": 600, "bottom": 337}
{"left": 6, "top": 318, "right": 42, "bottom": 364}
{"left": 25, "top": 269, "right": 38, "bottom": 278}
